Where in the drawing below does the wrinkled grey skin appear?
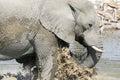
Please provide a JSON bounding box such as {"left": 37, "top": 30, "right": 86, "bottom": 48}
{"left": 0, "top": 0, "right": 103, "bottom": 80}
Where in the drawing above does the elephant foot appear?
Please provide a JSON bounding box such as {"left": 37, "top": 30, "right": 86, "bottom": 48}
{"left": 35, "top": 54, "right": 57, "bottom": 80}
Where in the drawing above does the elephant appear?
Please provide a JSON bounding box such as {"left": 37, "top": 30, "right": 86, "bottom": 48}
{"left": 0, "top": 0, "right": 103, "bottom": 80}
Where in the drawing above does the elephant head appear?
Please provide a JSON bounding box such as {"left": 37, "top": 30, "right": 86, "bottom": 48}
{"left": 68, "top": 0, "right": 103, "bottom": 68}
{"left": 39, "top": 0, "right": 103, "bottom": 68}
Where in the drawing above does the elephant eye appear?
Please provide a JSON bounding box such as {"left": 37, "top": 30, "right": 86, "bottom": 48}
{"left": 89, "top": 24, "right": 92, "bottom": 28}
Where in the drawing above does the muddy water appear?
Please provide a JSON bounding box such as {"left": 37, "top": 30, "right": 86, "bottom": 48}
{"left": 96, "top": 30, "right": 120, "bottom": 80}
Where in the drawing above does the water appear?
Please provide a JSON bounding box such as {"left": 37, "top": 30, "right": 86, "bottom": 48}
{"left": 0, "top": 60, "right": 23, "bottom": 74}
{"left": 96, "top": 30, "right": 120, "bottom": 80}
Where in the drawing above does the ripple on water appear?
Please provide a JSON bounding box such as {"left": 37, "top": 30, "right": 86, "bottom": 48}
{"left": 97, "top": 30, "right": 120, "bottom": 79}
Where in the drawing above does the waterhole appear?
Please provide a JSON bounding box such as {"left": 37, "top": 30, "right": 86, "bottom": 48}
{"left": 96, "top": 30, "right": 120, "bottom": 80}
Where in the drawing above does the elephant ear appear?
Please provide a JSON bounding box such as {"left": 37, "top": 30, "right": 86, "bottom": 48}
{"left": 68, "top": 0, "right": 94, "bottom": 14}
{"left": 40, "top": 0, "right": 75, "bottom": 43}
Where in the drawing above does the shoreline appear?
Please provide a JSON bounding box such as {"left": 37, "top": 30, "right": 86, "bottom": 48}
{"left": 101, "top": 23, "right": 120, "bottom": 31}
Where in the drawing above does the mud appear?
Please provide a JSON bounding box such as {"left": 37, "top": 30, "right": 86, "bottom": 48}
{"left": 55, "top": 48, "right": 97, "bottom": 80}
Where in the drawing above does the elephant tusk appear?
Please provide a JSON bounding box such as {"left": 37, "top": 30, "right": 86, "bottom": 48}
{"left": 92, "top": 46, "right": 103, "bottom": 53}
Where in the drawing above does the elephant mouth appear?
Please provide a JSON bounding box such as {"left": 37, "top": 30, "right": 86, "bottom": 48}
{"left": 70, "top": 40, "right": 103, "bottom": 58}
{"left": 75, "top": 36, "right": 103, "bottom": 53}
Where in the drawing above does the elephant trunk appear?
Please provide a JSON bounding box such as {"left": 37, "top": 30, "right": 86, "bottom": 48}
{"left": 81, "top": 29, "right": 103, "bottom": 68}
{"left": 69, "top": 41, "right": 103, "bottom": 68}
{"left": 82, "top": 46, "right": 102, "bottom": 68}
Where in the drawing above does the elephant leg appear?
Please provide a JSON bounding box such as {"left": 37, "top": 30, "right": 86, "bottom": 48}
{"left": 34, "top": 27, "right": 58, "bottom": 80}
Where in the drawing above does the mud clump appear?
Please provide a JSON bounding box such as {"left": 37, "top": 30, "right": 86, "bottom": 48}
{"left": 55, "top": 48, "right": 97, "bottom": 80}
